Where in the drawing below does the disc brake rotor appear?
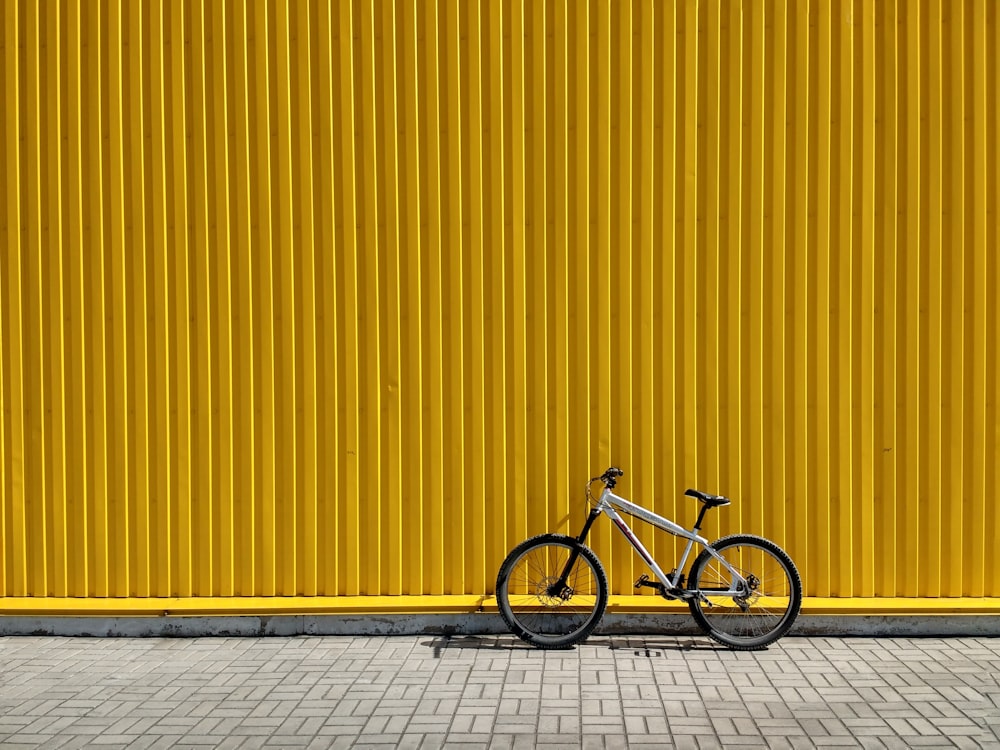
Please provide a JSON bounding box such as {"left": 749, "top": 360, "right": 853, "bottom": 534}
{"left": 535, "top": 577, "right": 574, "bottom": 606}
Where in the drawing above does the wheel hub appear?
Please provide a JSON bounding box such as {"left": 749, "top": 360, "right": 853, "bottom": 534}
{"left": 537, "top": 577, "right": 574, "bottom": 605}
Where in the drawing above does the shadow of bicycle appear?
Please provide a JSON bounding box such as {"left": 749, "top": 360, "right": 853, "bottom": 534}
{"left": 421, "top": 633, "right": 732, "bottom": 658}
{"left": 421, "top": 634, "right": 541, "bottom": 658}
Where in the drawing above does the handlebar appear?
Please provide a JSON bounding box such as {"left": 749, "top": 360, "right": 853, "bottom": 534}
{"left": 585, "top": 467, "right": 625, "bottom": 505}
{"left": 598, "top": 467, "right": 624, "bottom": 488}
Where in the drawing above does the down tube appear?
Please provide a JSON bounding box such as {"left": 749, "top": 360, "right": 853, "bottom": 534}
{"left": 602, "top": 506, "right": 672, "bottom": 586}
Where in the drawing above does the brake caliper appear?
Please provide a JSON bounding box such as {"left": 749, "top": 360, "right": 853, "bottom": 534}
{"left": 733, "top": 574, "right": 761, "bottom": 611}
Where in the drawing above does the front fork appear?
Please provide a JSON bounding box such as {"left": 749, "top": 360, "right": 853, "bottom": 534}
{"left": 576, "top": 507, "right": 603, "bottom": 545}
{"left": 545, "top": 508, "right": 603, "bottom": 599}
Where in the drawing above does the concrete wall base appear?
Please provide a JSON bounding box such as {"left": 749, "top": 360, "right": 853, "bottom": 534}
{"left": 1, "top": 613, "right": 998, "bottom": 638}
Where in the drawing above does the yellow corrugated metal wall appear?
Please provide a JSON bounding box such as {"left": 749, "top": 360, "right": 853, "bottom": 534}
{"left": 1, "top": 0, "right": 998, "bottom": 609}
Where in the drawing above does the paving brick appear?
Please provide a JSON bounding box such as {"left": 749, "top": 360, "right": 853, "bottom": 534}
{"left": 628, "top": 736, "right": 676, "bottom": 747}
{"left": 810, "top": 739, "right": 864, "bottom": 747}
{"left": 442, "top": 735, "right": 492, "bottom": 747}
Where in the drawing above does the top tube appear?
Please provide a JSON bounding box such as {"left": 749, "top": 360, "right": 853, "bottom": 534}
{"left": 601, "top": 489, "right": 709, "bottom": 546}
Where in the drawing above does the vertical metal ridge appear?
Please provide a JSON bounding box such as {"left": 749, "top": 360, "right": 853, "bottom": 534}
{"left": 334, "top": 0, "right": 359, "bottom": 596}
{"left": 250, "top": 1, "right": 275, "bottom": 597}
{"left": 376, "top": 0, "right": 402, "bottom": 597}
{"left": 82, "top": 0, "right": 109, "bottom": 597}
{"left": 0, "top": 0, "right": 7, "bottom": 598}
{"left": 43, "top": 0, "right": 68, "bottom": 597}
{"left": 610, "top": 0, "right": 632, "bottom": 593}
{"left": 188, "top": 0, "right": 213, "bottom": 600}
{"left": 506, "top": 0, "right": 527, "bottom": 557}
{"left": 462, "top": 0, "right": 487, "bottom": 596}
{"left": 124, "top": 0, "right": 149, "bottom": 598}
{"left": 442, "top": 0, "right": 464, "bottom": 595}
{"left": 988, "top": 0, "right": 1000, "bottom": 597}
{"left": 525, "top": 0, "right": 547, "bottom": 543}
{"left": 967, "top": 0, "right": 989, "bottom": 597}
{"left": 419, "top": 0, "right": 443, "bottom": 595}
{"left": 314, "top": 0, "right": 338, "bottom": 597}
{"left": 656, "top": 0, "right": 678, "bottom": 559}
{"left": 788, "top": 0, "right": 810, "bottom": 585}
{"left": 2, "top": 0, "right": 25, "bottom": 597}
{"left": 272, "top": 0, "right": 297, "bottom": 597}
{"left": 634, "top": 0, "right": 655, "bottom": 561}
{"left": 678, "top": 1, "right": 698, "bottom": 543}
{"left": 875, "top": 0, "right": 899, "bottom": 598}
{"left": 165, "top": 0, "right": 192, "bottom": 598}
{"left": 147, "top": 0, "right": 171, "bottom": 597}
{"left": 941, "top": 0, "right": 966, "bottom": 598}
{"left": 746, "top": 0, "right": 765, "bottom": 540}
{"left": 64, "top": 0, "right": 88, "bottom": 599}
{"left": 378, "top": 0, "right": 399, "bottom": 595}
{"left": 810, "top": 0, "right": 833, "bottom": 597}
{"left": 899, "top": 0, "right": 922, "bottom": 598}
{"left": 858, "top": 0, "right": 877, "bottom": 598}
{"left": 228, "top": 0, "right": 255, "bottom": 598}
{"left": 292, "top": 0, "right": 317, "bottom": 597}
{"left": 831, "top": 0, "right": 855, "bottom": 598}
{"left": 356, "top": 0, "right": 380, "bottom": 597}
{"left": 482, "top": 0, "right": 506, "bottom": 587}
{"left": 591, "top": 0, "right": 611, "bottom": 568}
{"left": 549, "top": 0, "right": 569, "bottom": 560}
{"left": 766, "top": 0, "right": 787, "bottom": 551}
{"left": 206, "top": 0, "right": 234, "bottom": 598}
{"left": 566, "top": 0, "right": 591, "bottom": 545}
{"left": 699, "top": 0, "right": 721, "bottom": 535}
{"left": 398, "top": 0, "right": 423, "bottom": 596}
{"left": 923, "top": 0, "right": 943, "bottom": 597}
{"left": 719, "top": 0, "right": 742, "bottom": 545}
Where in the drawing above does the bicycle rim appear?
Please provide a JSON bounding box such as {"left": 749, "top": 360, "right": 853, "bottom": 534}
{"left": 497, "top": 537, "right": 607, "bottom": 648}
{"left": 689, "top": 536, "right": 801, "bottom": 650}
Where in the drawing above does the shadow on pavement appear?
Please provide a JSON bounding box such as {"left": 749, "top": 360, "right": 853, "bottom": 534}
{"left": 421, "top": 633, "right": 734, "bottom": 657}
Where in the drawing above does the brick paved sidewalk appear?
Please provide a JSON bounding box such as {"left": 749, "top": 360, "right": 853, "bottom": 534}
{"left": 0, "top": 634, "right": 997, "bottom": 749}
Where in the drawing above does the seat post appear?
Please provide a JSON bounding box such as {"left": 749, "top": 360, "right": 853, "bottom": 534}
{"left": 693, "top": 504, "right": 711, "bottom": 533}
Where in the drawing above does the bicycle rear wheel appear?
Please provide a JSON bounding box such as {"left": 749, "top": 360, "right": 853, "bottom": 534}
{"left": 687, "top": 534, "right": 802, "bottom": 650}
{"left": 495, "top": 534, "right": 608, "bottom": 649}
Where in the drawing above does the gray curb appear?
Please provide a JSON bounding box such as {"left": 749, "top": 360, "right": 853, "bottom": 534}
{"left": 2, "top": 613, "right": 998, "bottom": 638}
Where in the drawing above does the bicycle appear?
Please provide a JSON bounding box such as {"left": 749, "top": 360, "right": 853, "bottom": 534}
{"left": 495, "top": 467, "right": 802, "bottom": 650}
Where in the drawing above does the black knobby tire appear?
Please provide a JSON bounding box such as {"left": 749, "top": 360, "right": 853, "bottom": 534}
{"left": 687, "top": 534, "right": 802, "bottom": 650}
{"left": 495, "top": 534, "right": 609, "bottom": 649}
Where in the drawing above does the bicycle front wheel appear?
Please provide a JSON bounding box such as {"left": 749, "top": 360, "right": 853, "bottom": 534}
{"left": 687, "top": 534, "right": 802, "bottom": 650}
{"left": 495, "top": 534, "right": 608, "bottom": 649}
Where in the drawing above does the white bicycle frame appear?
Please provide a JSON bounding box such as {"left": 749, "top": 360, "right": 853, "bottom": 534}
{"left": 593, "top": 485, "right": 749, "bottom": 596}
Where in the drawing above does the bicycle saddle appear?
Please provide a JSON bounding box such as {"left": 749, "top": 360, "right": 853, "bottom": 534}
{"left": 684, "top": 489, "right": 731, "bottom": 507}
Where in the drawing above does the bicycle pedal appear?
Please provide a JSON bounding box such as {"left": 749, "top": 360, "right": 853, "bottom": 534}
{"left": 635, "top": 575, "right": 668, "bottom": 596}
